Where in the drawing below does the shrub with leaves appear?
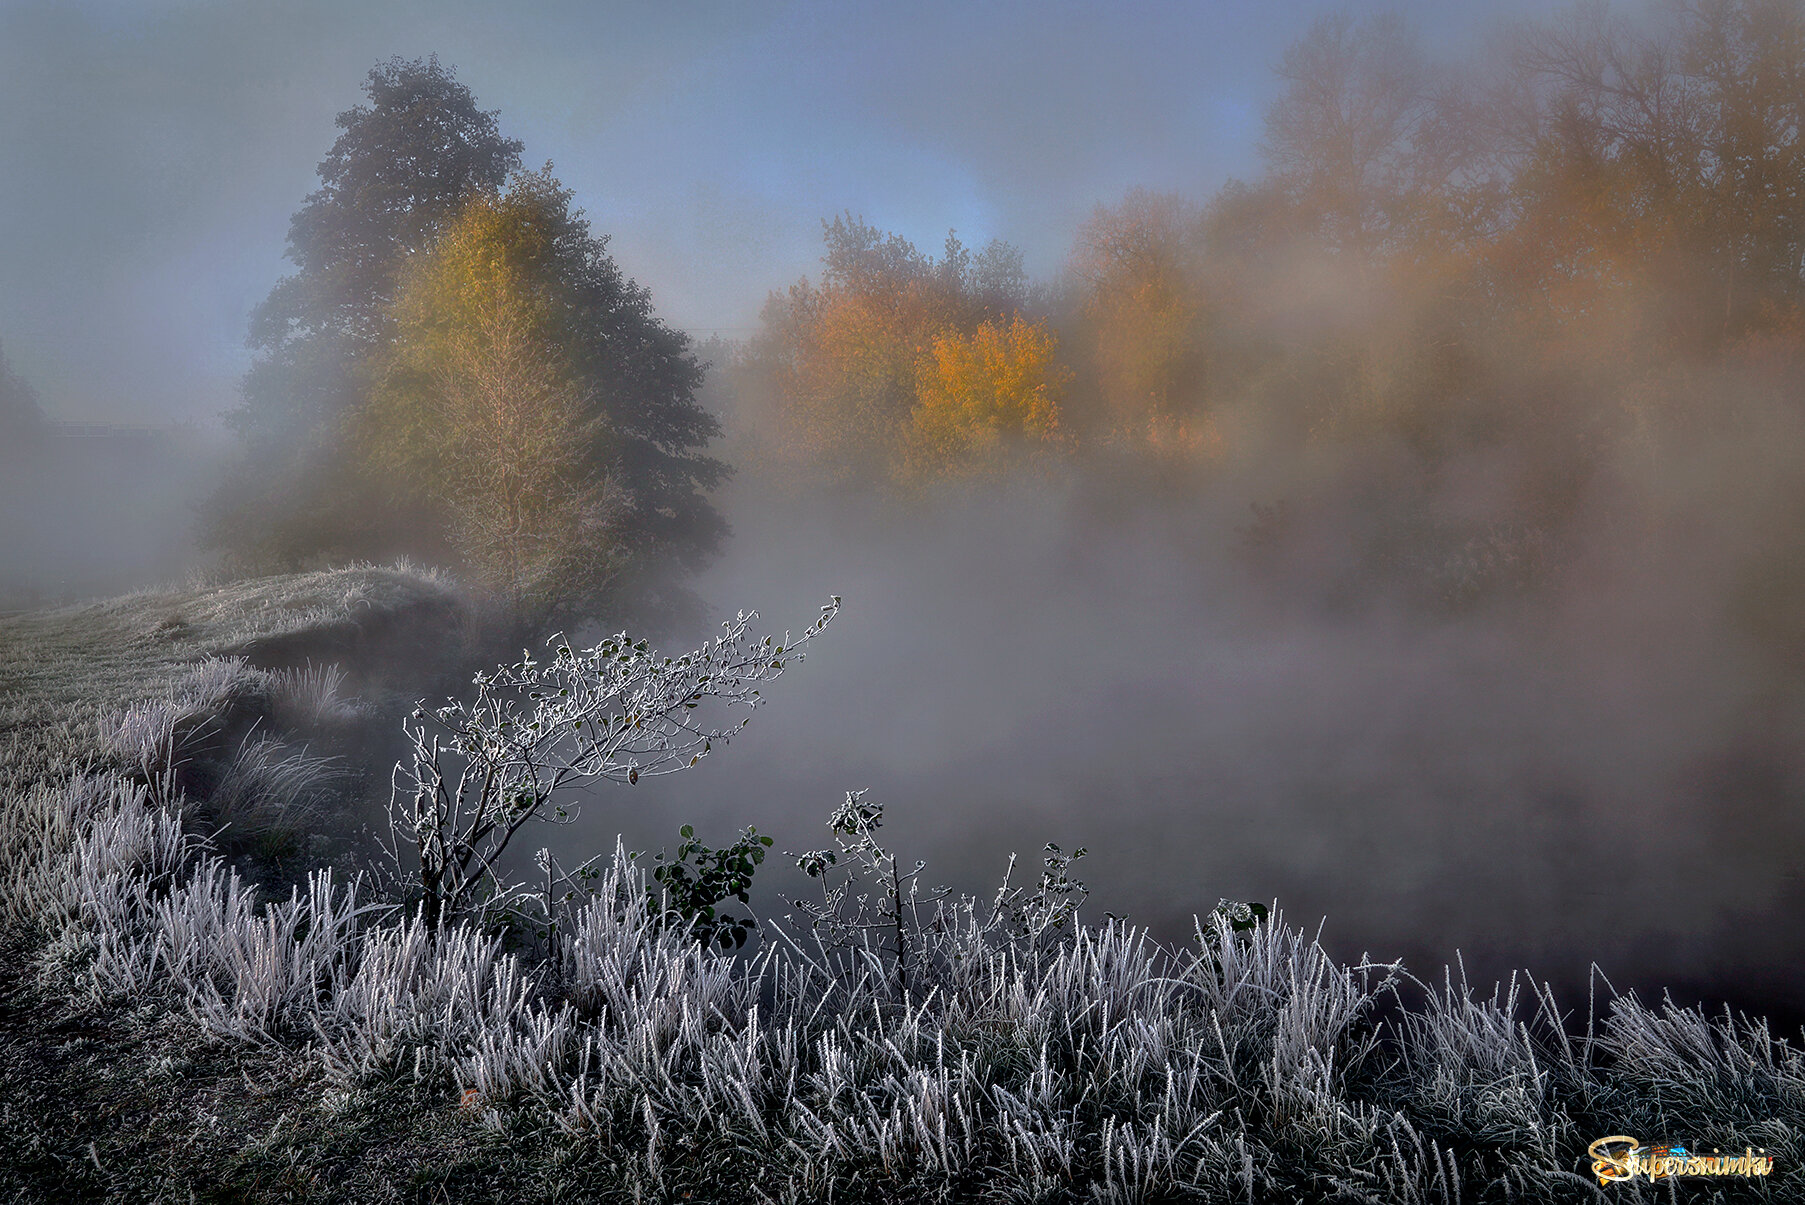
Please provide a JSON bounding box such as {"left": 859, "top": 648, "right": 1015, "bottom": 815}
{"left": 13, "top": 748, "right": 1805, "bottom": 1202}
{"left": 789, "top": 790, "right": 951, "bottom": 998}
{"left": 647, "top": 823, "right": 773, "bottom": 950}
{"left": 989, "top": 840, "right": 1090, "bottom": 950}
{"left": 1213, "top": 896, "right": 1271, "bottom": 934}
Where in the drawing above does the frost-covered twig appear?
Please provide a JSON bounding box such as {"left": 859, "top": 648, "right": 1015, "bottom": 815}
{"left": 386, "top": 598, "right": 839, "bottom": 925}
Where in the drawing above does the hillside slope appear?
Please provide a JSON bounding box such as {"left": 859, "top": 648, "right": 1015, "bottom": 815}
{"left": 0, "top": 563, "right": 469, "bottom": 792}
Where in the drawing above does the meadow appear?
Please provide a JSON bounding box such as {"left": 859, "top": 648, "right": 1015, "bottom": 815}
{"left": 0, "top": 563, "right": 1798, "bottom": 1202}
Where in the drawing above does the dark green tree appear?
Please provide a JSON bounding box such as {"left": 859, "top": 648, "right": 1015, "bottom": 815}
{"left": 514, "top": 171, "right": 729, "bottom": 616}
{"left": 207, "top": 55, "right": 523, "bottom": 570}
{"left": 207, "top": 57, "right": 726, "bottom": 631}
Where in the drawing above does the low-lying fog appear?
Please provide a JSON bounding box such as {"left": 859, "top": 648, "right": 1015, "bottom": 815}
{"left": 0, "top": 430, "right": 227, "bottom": 610}
{"left": 558, "top": 457, "right": 1805, "bottom": 1028}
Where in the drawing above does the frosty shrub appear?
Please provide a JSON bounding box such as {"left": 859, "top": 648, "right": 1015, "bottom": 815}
{"left": 14, "top": 587, "right": 1805, "bottom": 1199}
{"left": 12, "top": 750, "right": 1805, "bottom": 1201}
{"left": 387, "top": 599, "right": 839, "bottom": 926}
{"left": 790, "top": 790, "right": 950, "bottom": 998}
{"left": 644, "top": 822, "right": 775, "bottom": 951}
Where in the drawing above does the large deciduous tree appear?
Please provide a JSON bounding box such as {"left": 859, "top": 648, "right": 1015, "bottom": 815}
{"left": 1066, "top": 191, "right": 1213, "bottom": 451}
{"left": 206, "top": 57, "right": 725, "bottom": 630}
{"left": 207, "top": 56, "right": 524, "bottom": 569}
{"left": 1262, "top": 12, "right": 1443, "bottom": 259}
{"left": 359, "top": 174, "right": 624, "bottom": 630}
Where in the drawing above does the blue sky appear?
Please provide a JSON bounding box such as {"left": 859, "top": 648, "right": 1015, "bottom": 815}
{"left": 0, "top": 0, "right": 1579, "bottom": 425}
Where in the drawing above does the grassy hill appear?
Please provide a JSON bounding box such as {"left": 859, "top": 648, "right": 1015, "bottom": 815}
{"left": 0, "top": 563, "right": 466, "bottom": 788}
{"left": 0, "top": 564, "right": 532, "bottom": 1202}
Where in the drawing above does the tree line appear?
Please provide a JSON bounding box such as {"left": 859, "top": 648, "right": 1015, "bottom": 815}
{"left": 203, "top": 2, "right": 1805, "bottom": 631}
{"left": 725, "top": 1, "right": 1805, "bottom": 610}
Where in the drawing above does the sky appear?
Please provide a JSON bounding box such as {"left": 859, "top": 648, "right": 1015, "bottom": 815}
{"left": 0, "top": 0, "right": 1577, "bottom": 426}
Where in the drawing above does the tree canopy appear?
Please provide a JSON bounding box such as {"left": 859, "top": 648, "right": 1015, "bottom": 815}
{"left": 359, "top": 171, "right": 724, "bottom": 630}
{"left": 709, "top": 1, "right": 1805, "bottom": 613}
{"left": 207, "top": 58, "right": 723, "bottom": 631}
{"left": 735, "top": 216, "right": 1048, "bottom": 486}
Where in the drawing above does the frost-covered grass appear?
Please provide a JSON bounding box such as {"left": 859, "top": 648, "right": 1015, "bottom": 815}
{"left": 6, "top": 757, "right": 1802, "bottom": 1202}
{"left": 4, "top": 566, "right": 1802, "bottom": 1201}
{"left": 268, "top": 661, "right": 374, "bottom": 728}
{"left": 204, "top": 733, "right": 349, "bottom": 848}
{"left": 0, "top": 561, "right": 463, "bottom": 793}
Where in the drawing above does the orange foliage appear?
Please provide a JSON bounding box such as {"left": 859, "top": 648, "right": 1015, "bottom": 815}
{"left": 739, "top": 216, "right": 1035, "bottom": 486}
{"left": 905, "top": 316, "right": 1071, "bottom": 479}
{"left": 734, "top": 3, "right": 1805, "bottom": 511}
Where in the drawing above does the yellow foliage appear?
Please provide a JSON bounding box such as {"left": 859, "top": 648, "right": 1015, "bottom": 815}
{"left": 737, "top": 216, "right": 1036, "bottom": 487}
{"left": 905, "top": 316, "right": 1071, "bottom": 479}
{"left": 355, "top": 175, "right": 622, "bottom": 623}
{"left": 1069, "top": 192, "right": 1212, "bottom": 449}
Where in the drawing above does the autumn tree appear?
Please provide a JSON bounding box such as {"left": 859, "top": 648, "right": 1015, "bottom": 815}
{"left": 355, "top": 170, "right": 725, "bottom": 631}
{"left": 737, "top": 216, "right": 1033, "bottom": 485}
{"left": 1262, "top": 12, "right": 1455, "bottom": 259}
{"left": 1178, "top": 2, "right": 1805, "bottom": 601}
{"left": 1689, "top": 0, "right": 1805, "bottom": 337}
{"left": 208, "top": 58, "right": 723, "bottom": 629}
{"left": 206, "top": 56, "right": 524, "bottom": 569}
{"left": 1066, "top": 191, "right": 1214, "bottom": 451}
{"left": 359, "top": 175, "right": 622, "bottom": 629}
{"left": 1490, "top": 1, "right": 1805, "bottom": 353}
{"left": 905, "top": 315, "right": 1070, "bottom": 479}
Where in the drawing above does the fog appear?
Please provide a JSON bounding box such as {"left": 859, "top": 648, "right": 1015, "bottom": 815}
{"left": 568, "top": 430, "right": 1805, "bottom": 1029}
{"left": 9, "top": 0, "right": 1805, "bottom": 1035}
{"left": 0, "top": 422, "right": 229, "bottom": 608}
{"left": 0, "top": 0, "right": 1554, "bottom": 426}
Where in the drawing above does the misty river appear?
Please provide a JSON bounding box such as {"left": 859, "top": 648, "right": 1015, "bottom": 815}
{"left": 544, "top": 470, "right": 1805, "bottom": 1029}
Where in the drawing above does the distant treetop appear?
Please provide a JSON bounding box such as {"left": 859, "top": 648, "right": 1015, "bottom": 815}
{"left": 0, "top": 339, "right": 45, "bottom": 440}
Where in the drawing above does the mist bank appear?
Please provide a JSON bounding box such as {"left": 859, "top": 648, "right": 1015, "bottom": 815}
{"left": 0, "top": 425, "right": 229, "bottom": 610}
{"left": 13, "top": 1, "right": 1805, "bottom": 1029}
{"left": 575, "top": 0, "right": 1805, "bottom": 1027}
{"left": 552, "top": 434, "right": 1805, "bottom": 1027}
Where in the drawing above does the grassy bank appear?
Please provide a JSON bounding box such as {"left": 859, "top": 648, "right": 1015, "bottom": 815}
{"left": 0, "top": 568, "right": 1800, "bottom": 1202}
{"left": 0, "top": 562, "right": 466, "bottom": 788}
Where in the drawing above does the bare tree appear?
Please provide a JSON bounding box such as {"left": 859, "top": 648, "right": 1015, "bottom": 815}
{"left": 387, "top": 598, "right": 839, "bottom": 926}
{"left": 1262, "top": 12, "right": 1439, "bottom": 256}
